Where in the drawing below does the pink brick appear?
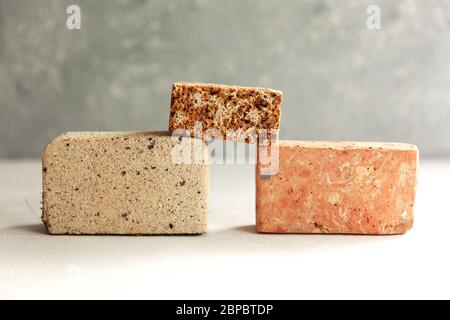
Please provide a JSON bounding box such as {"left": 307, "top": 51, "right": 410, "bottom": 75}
{"left": 256, "top": 141, "right": 418, "bottom": 234}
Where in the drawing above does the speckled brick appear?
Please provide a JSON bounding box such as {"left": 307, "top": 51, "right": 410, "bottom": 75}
{"left": 256, "top": 141, "right": 418, "bottom": 234}
{"left": 42, "top": 131, "right": 208, "bottom": 235}
{"left": 169, "top": 82, "right": 282, "bottom": 143}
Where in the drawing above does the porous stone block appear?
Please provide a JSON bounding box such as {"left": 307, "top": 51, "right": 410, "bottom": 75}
{"left": 42, "top": 132, "right": 208, "bottom": 235}
{"left": 256, "top": 141, "right": 418, "bottom": 234}
{"left": 168, "top": 82, "right": 282, "bottom": 142}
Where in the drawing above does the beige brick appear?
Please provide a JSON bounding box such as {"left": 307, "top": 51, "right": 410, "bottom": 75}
{"left": 42, "top": 132, "right": 208, "bottom": 235}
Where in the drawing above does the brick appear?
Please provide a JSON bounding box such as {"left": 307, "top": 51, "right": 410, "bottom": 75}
{"left": 256, "top": 141, "right": 418, "bottom": 234}
{"left": 42, "top": 132, "right": 208, "bottom": 235}
{"left": 168, "top": 82, "right": 282, "bottom": 143}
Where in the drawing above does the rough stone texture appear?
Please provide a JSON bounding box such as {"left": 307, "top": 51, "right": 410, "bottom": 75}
{"left": 42, "top": 131, "right": 208, "bottom": 235}
{"left": 1, "top": 0, "right": 450, "bottom": 158}
{"left": 256, "top": 141, "right": 418, "bottom": 234}
{"left": 169, "top": 82, "right": 282, "bottom": 143}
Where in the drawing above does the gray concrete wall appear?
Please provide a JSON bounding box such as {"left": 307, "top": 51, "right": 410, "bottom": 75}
{"left": 0, "top": 0, "right": 449, "bottom": 157}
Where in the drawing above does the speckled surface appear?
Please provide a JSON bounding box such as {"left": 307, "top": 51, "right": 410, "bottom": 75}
{"left": 42, "top": 131, "right": 208, "bottom": 234}
{"left": 256, "top": 141, "right": 418, "bottom": 234}
{"left": 169, "top": 82, "right": 282, "bottom": 142}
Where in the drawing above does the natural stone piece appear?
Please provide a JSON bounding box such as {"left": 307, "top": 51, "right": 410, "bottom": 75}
{"left": 256, "top": 141, "right": 418, "bottom": 234}
{"left": 168, "top": 82, "right": 282, "bottom": 142}
{"left": 42, "top": 131, "right": 208, "bottom": 235}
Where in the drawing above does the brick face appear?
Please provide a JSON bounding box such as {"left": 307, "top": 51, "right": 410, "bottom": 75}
{"left": 256, "top": 141, "right": 418, "bottom": 234}
{"left": 169, "top": 82, "right": 282, "bottom": 143}
{"left": 42, "top": 132, "right": 208, "bottom": 235}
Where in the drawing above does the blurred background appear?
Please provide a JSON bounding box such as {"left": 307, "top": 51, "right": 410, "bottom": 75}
{"left": 0, "top": 0, "right": 449, "bottom": 158}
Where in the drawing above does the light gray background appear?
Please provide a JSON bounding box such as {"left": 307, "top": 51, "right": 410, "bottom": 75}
{"left": 0, "top": 0, "right": 449, "bottom": 158}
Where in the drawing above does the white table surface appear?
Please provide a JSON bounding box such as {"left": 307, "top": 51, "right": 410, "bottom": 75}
{"left": 0, "top": 159, "right": 449, "bottom": 299}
